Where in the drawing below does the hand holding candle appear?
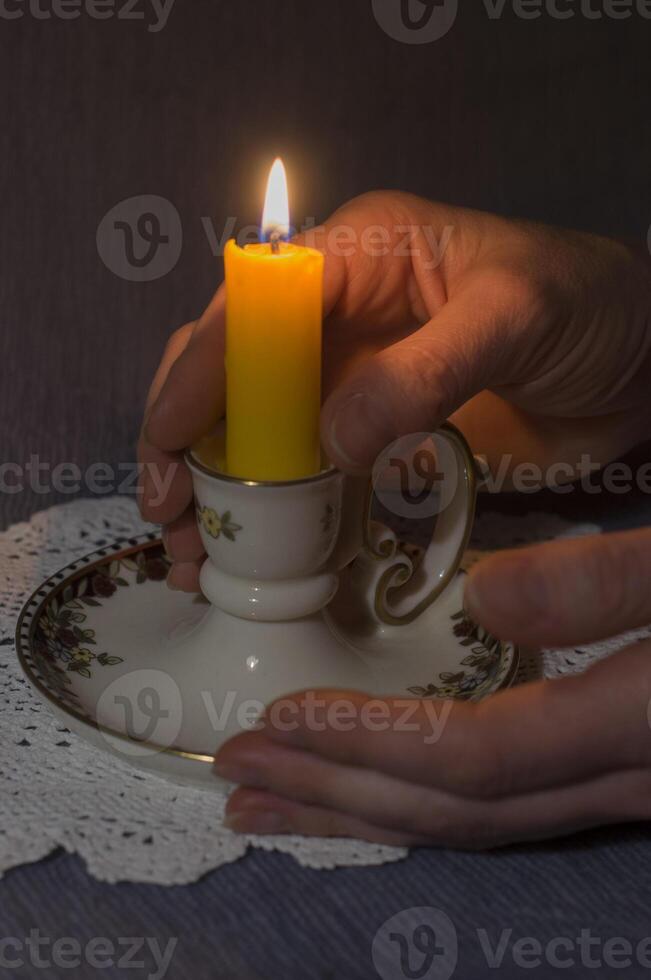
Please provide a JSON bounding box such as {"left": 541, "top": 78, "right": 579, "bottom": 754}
{"left": 141, "top": 188, "right": 651, "bottom": 848}
{"left": 224, "top": 159, "right": 324, "bottom": 481}
{"left": 142, "top": 190, "right": 651, "bottom": 598}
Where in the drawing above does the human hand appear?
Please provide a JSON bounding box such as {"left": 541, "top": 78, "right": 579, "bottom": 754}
{"left": 139, "top": 191, "right": 651, "bottom": 590}
{"left": 215, "top": 526, "right": 651, "bottom": 847}
{"left": 140, "top": 190, "right": 651, "bottom": 846}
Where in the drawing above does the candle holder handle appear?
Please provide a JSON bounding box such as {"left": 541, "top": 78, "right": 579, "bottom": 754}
{"left": 325, "top": 424, "right": 479, "bottom": 638}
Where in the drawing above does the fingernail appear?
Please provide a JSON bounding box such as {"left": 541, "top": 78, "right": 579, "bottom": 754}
{"left": 224, "top": 811, "right": 289, "bottom": 835}
{"left": 213, "top": 761, "right": 262, "bottom": 786}
{"left": 328, "top": 392, "right": 392, "bottom": 471}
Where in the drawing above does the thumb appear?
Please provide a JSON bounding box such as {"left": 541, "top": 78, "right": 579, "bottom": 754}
{"left": 321, "top": 268, "right": 541, "bottom": 471}
{"left": 464, "top": 527, "right": 651, "bottom": 648}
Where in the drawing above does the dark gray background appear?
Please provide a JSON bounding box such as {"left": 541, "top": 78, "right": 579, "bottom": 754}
{"left": 1, "top": 0, "right": 650, "bottom": 526}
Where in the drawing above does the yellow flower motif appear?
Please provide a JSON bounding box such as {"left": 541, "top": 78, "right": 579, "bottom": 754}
{"left": 72, "top": 648, "right": 93, "bottom": 664}
{"left": 200, "top": 507, "right": 222, "bottom": 537}
{"left": 197, "top": 505, "right": 242, "bottom": 541}
{"left": 434, "top": 685, "right": 458, "bottom": 699}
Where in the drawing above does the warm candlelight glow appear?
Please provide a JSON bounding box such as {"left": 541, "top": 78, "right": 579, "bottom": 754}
{"left": 261, "top": 157, "right": 290, "bottom": 242}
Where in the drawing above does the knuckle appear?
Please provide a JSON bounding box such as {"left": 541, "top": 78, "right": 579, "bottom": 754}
{"left": 389, "top": 336, "right": 465, "bottom": 420}
{"left": 480, "top": 266, "right": 553, "bottom": 327}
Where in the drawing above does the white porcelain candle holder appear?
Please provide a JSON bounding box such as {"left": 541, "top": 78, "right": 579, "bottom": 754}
{"left": 177, "top": 424, "right": 479, "bottom": 747}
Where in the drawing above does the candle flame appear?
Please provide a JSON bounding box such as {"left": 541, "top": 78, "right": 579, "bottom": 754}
{"left": 262, "top": 158, "right": 290, "bottom": 243}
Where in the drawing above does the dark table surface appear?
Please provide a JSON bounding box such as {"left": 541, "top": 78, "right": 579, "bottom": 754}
{"left": 4, "top": 824, "right": 651, "bottom": 980}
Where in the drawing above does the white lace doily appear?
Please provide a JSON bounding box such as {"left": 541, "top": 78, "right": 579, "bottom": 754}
{"left": 1, "top": 498, "right": 648, "bottom": 885}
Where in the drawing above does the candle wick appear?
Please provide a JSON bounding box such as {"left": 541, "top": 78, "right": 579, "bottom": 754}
{"left": 270, "top": 229, "right": 281, "bottom": 254}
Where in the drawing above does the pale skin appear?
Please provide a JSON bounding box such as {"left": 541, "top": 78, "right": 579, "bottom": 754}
{"left": 140, "top": 191, "right": 651, "bottom": 847}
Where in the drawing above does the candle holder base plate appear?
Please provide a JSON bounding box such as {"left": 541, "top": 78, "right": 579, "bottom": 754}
{"left": 16, "top": 535, "right": 518, "bottom": 787}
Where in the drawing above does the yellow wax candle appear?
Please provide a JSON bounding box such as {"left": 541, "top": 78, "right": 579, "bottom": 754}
{"left": 224, "top": 160, "right": 324, "bottom": 481}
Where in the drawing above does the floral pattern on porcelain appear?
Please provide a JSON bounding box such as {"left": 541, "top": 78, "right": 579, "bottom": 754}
{"left": 407, "top": 610, "right": 503, "bottom": 700}
{"left": 33, "top": 550, "right": 170, "bottom": 683}
{"left": 197, "top": 505, "right": 242, "bottom": 541}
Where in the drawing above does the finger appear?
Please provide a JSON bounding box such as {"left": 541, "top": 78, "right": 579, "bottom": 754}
{"left": 224, "top": 788, "right": 428, "bottom": 846}
{"left": 222, "top": 765, "right": 651, "bottom": 849}
{"left": 144, "top": 321, "right": 197, "bottom": 418}
{"left": 218, "top": 730, "right": 555, "bottom": 839}
{"left": 162, "top": 504, "right": 205, "bottom": 593}
{"left": 137, "top": 433, "right": 194, "bottom": 524}
{"left": 450, "top": 392, "right": 638, "bottom": 485}
{"left": 161, "top": 505, "right": 205, "bottom": 563}
{"left": 465, "top": 527, "right": 651, "bottom": 647}
{"left": 166, "top": 560, "right": 202, "bottom": 592}
{"left": 253, "top": 642, "right": 651, "bottom": 798}
{"left": 216, "top": 732, "right": 428, "bottom": 830}
{"left": 321, "top": 267, "right": 550, "bottom": 471}
{"left": 138, "top": 321, "right": 196, "bottom": 519}
{"left": 145, "top": 287, "right": 227, "bottom": 452}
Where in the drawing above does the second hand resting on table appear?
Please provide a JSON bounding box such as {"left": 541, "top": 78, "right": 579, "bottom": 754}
{"left": 139, "top": 191, "right": 651, "bottom": 847}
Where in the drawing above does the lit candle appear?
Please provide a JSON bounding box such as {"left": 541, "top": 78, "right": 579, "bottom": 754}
{"left": 224, "top": 159, "right": 324, "bottom": 481}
